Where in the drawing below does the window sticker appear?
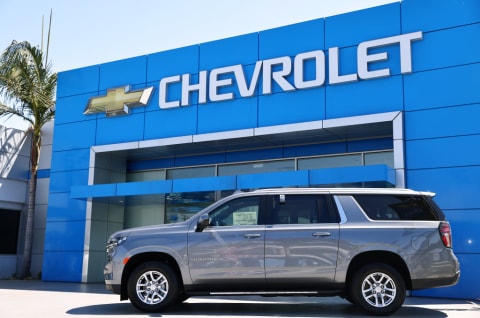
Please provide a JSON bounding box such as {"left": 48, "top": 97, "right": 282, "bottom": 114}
{"left": 233, "top": 211, "right": 257, "bottom": 226}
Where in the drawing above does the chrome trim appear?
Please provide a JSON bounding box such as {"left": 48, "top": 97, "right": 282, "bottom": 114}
{"left": 333, "top": 195, "right": 348, "bottom": 224}
{"left": 210, "top": 291, "right": 318, "bottom": 295}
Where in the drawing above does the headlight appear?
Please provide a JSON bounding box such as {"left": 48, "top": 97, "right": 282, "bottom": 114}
{"left": 106, "top": 236, "right": 127, "bottom": 261}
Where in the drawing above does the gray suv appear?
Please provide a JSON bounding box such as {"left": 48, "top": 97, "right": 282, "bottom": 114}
{"left": 104, "top": 188, "right": 460, "bottom": 315}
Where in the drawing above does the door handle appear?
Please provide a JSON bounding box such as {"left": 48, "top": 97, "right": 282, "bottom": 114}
{"left": 312, "top": 232, "right": 331, "bottom": 237}
{"left": 244, "top": 233, "right": 262, "bottom": 239}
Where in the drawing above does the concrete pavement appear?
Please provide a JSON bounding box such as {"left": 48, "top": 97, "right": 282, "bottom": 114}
{"left": 1, "top": 279, "right": 479, "bottom": 317}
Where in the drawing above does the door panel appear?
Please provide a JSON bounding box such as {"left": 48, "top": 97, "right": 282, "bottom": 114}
{"left": 265, "top": 223, "right": 339, "bottom": 288}
{"left": 187, "top": 196, "right": 266, "bottom": 290}
{"left": 265, "top": 194, "right": 340, "bottom": 289}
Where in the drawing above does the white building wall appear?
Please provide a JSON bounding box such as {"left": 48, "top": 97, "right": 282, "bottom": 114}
{"left": 0, "top": 121, "right": 53, "bottom": 279}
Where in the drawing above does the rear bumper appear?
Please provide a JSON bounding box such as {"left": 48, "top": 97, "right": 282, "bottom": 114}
{"left": 411, "top": 269, "right": 460, "bottom": 290}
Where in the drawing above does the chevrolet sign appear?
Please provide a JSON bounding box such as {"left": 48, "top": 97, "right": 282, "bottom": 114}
{"left": 84, "top": 86, "right": 153, "bottom": 117}
{"left": 85, "top": 31, "right": 422, "bottom": 116}
{"left": 159, "top": 31, "right": 422, "bottom": 109}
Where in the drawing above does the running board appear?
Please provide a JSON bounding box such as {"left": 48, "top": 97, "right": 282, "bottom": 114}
{"left": 210, "top": 291, "right": 319, "bottom": 296}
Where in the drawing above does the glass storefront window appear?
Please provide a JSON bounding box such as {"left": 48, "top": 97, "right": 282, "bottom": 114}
{"left": 166, "top": 191, "right": 216, "bottom": 223}
{"left": 364, "top": 151, "right": 394, "bottom": 167}
{"left": 124, "top": 194, "right": 166, "bottom": 228}
{"left": 123, "top": 150, "right": 394, "bottom": 225}
{"left": 127, "top": 169, "right": 166, "bottom": 182}
{"left": 167, "top": 166, "right": 215, "bottom": 180}
{"left": 298, "top": 154, "right": 362, "bottom": 170}
{"left": 218, "top": 159, "right": 295, "bottom": 176}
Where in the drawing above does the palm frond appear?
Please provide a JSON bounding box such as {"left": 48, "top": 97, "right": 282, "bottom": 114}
{"left": 0, "top": 40, "right": 56, "bottom": 128}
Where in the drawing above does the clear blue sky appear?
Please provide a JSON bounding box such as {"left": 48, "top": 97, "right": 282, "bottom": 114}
{"left": 0, "top": 0, "right": 396, "bottom": 128}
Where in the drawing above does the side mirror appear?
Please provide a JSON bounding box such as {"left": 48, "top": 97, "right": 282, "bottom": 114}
{"left": 196, "top": 214, "right": 210, "bottom": 232}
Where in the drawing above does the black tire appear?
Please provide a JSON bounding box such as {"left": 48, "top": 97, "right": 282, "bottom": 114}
{"left": 350, "top": 263, "right": 406, "bottom": 316}
{"left": 127, "top": 261, "right": 180, "bottom": 312}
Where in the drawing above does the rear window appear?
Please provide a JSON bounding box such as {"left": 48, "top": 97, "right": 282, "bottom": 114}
{"left": 271, "top": 194, "right": 338, "bottom": 224}
{"left": 352, "top": 195, "right": 441, "bottom": 221}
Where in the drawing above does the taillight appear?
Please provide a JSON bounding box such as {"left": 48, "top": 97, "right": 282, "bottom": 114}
{"left": 439, "top": 221, "right": 452, "bottom": 248}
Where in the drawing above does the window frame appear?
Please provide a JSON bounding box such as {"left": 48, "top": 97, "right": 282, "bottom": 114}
{"left": 267, "top": 194, "right": 339, "bottom": 225}
{"left": 352, "top": 194, "right": 441, "bottom": 221}
{"left": 206, "top": 195, "right": 267, "bottom": 227}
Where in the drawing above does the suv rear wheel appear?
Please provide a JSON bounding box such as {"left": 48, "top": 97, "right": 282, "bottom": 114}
{"left": 127, "top": 261, "right": 179, "bottom": 312}
{"left": 350, "top": 263, "right": 406, "bottom": 316}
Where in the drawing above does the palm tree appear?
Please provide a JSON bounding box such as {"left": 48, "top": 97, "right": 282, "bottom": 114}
{"left": 0, "top": 39, "right": 56, "bottom": 278}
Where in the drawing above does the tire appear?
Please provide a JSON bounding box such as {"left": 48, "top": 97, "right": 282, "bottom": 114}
{"left": 127, "top": 261, "right": 180, "bottom": 312}
{"left": 350, "top": 263, "right": 406, "bottom": 316}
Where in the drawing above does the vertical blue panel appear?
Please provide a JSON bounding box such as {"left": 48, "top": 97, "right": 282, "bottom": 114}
{"left": 95, "top": 113, "right": 145, "bottom": 145}
{"left": 405, "top": 61, "right": 480, "bottom": 111}
{"left": 326, "top": 75, "right": 403, "bottom": 119}
{"left": 406, "top": 135, "right": 480, "bottom": 169}
{"left": 69, "top": 184, "right": 117, "bottom": 199}
{"left": 99, "top": 56, "right": 147, "bottom": 90}
{"left": 199, "top": 33, "right": 258, "bottom": 69}
{"left": 147, "top": 45, "right": 199, "bottom": 82}
{"left": 413, "top": 24, "right": 480, "bottom": 72}
{"left": 49, "top": 170, "right": 89, "bottom": 193}
{"left": 197, "top": 97, "right": 258, "bottom": 134}
{"left": 406, "top": 166, "right": 480, "bottom": 210}
{"left": 55, "top": 93, "right": 100, "bottom": 124}
{"left": 402, "top": 0, "right": 480, "bottom": 33}
{"left": 444, "top": 210, "right": 480, "bottom": 254}
{"left": 42, "top": 251, "right": 83, "bottom": 282}
{"left": 46, "top": 193, "right": 87, "bottom": 221}
{"left": 56, "top": 65, "right": 99, "bottom": 98}
{"left": 405, "top": 104, "right": 480, "bottom": 140}
{"left": 50, "top": 149, "right": 91, "bottom": 173}
{"left": 258, "top": 88, "right": 325, "bottom": 127}
{"left": 325, "top": 3, "right": 400, "bottom": 48}
{"left": 259, "top": 19, "right": 324, "bottom": 59}
{"left": 43, "top": 221, "right": 85, "bottom": 251}
{"left": 52, "top": 121, "right": 97, "bottom": 151}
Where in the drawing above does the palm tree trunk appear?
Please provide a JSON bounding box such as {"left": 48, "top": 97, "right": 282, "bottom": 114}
{"left": 19, "top": 131, "right": 40, "bottom": 279}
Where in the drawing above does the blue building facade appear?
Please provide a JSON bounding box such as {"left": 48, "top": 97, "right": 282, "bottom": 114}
{"left": 45, "top": 0, "right": 479, "bottom": 299}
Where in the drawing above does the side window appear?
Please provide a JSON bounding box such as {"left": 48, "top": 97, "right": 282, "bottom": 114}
{"left": 272, "top": 195, "right": 335, "bottom": 225}
{"left": 208, "top": 196, "right": 261, "bottom": 226}
{"left": 353, "top": 195, "right": 438, "bottom": 221}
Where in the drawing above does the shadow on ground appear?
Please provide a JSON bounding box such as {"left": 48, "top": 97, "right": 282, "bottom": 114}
{"left": 66, "top": 297, "right": 449, "bottom": 317}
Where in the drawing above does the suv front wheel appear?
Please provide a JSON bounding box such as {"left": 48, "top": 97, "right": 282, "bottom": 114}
{"left": 350, "top": 263, "right": 406, "bottom": 316}
{"left": 127, "top": 261, "right": 179, "bottom": 312}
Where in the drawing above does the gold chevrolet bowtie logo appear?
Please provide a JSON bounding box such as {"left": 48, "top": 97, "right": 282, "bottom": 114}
{"left": 84, "top": 86, "right": 154, "bottom": 117}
